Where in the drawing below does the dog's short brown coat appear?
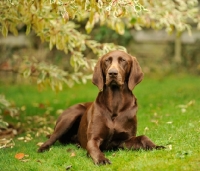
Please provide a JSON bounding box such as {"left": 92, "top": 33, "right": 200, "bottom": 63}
{"left": 38, "top": 50, "right": 163, "bottom": 164}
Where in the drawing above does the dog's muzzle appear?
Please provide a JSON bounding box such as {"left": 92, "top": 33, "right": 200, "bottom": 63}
{"left": 106, "top": 68, "right": 123, "bottom": 86}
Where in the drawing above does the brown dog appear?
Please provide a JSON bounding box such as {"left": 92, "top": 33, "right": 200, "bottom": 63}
{"left": 38, "top": 50, "right": 164, "bottom": 164}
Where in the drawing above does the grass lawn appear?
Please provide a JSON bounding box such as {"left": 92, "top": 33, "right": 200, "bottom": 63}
{"left": 0, "top": 74, "right": 200, "bottom": 171}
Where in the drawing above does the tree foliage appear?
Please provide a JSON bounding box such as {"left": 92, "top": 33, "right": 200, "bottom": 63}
{"left": 133, "top": 0, "right": 200, "bottom": 33}
{"left": 0, "top": 94, "right": 18, "bottom": 129}
{"left": 0, "top": 0, "right": 200, "bottom": 90}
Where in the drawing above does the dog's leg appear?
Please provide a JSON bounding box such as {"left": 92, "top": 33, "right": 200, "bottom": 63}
{"left": 120, "top": 135, "right": 165, "bottom": 150}
{"left": 87, "top": 139, "right": 111, "bottom": 165}
{"left": 38, "top": 119, "right": 70, "bottom": 152}
{"left": 38, "top": 103, "right": 88, "bottom": 152}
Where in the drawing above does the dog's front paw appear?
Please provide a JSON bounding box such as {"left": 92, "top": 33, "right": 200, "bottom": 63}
{"left": 94, "top": 156, "right": 111, "bottom": 165}
{"left": 37, "top": 144, "right": 50, "bottom": 153}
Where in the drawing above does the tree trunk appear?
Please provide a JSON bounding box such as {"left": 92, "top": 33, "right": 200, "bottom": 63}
{"left": 174, "top": 31, "right": 182, "bottom": 64}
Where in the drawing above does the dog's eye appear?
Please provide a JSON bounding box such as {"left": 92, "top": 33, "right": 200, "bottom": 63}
{"left": 119, "top": 58, "right": 126, "bottom": 63}
{"left": 105, "top": 58, "right": 111, "bottom": 64}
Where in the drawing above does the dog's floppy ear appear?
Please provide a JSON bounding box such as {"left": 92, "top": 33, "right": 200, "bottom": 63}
{"left": 92, "top": 58, "right": 104, "bottom": 91}
{"left": 128, "top": 56, "right": 144, "bottom": 91}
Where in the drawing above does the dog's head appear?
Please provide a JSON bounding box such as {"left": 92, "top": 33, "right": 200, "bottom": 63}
{"left": 92, "top": 50, "right": 143, "bottom": 91}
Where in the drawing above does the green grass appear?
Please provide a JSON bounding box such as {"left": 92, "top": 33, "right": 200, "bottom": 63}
{"left": 0, "top": 74, "right": 200, "bottom": 171}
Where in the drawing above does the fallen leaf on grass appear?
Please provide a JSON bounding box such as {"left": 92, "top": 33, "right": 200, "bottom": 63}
{"left": 39, "top": 103, "right": 46, "bottom": 109}
{"left": 177, "top": 100, "right": 195, "bottom": 113}
{"left": 37, "top": 142, "right": 44, "bottom": 147}
{"left": 17, "top": 137, "right": 25, "bottom": 140}
{"left": 21, "top": 159, "right": 30, "bottom": 162}
{"left": 36, "top": 160, "right": 42, "bottom": 164}
{"left": 0, "top": 138, "right": 15, "bottom": 149}
{"left": 151, "top": 120, "right": 159, "bottom": 125}
{"left": 166, "top": 121, "right": 173, "bottom": 124}
{"left": 0, "top": 127, "right": 18, "bottom": 139}
{"left": 181, "top": 108, "right": 186, "bottom": 113}
{"left": 66, "top": 148, "right": 74, "bottom": 153}
{"left": 15, "top": 153, "right": 30, "bottom": 162}
{"left": 15, "top": 153, "right": 25, "bottom": 160}
{"left": 24, "top": 136, "right": 32, "bottom": 142}
{"left": 17, "top": 134, "right": 33, "bottom": 143}
{"left": 143, "top": 127, "right": 149, "bottom": 134}
{"left": 66, "top": 148, "right": 76, "bottom": 157}
{"left": 70, "top": 152, "right": 76, "bottom": 157}
{"left": 56, "top": 109, "right": 64, "bottom": 115}
{"left": 166, "top": 144, "right": 172, "bottom": 150}
{"left": 21, "top": 106, "right": 26, "bottom": 111}
{"left": 176, "top": 150, "right": 192, "bottom": 159}
{"left": 66, "top": 165, "right": 72, "bottom": 170}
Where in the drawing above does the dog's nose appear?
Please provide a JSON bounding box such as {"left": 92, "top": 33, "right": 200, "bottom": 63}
{"left": 108, "top": 68, "right": 118, "bottom": 77}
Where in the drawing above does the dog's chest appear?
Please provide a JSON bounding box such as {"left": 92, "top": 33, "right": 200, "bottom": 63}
{"left": 102, "top": 116, "right": 132, "bottom": 150}
{"left": 109, "top": 114, "right": 134, "bottom": 138}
